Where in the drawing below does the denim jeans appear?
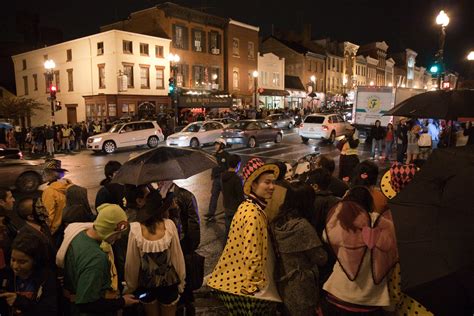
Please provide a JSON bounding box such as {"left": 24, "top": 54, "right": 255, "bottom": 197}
{"left": 371, "top": 139, "right": 383, "bottom": 158}
{"left": 385, "top": 140, "right": 393, "bottom": 159}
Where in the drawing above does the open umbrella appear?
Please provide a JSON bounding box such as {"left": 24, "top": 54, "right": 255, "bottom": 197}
{"left": 388, "top": 145, "right": 474, "bottom": 314}
{"left": 385, "top": 89, "right": 474, "bottom": 120}
{"left": 112, "top": 146, "right": 217, "bottom": 185}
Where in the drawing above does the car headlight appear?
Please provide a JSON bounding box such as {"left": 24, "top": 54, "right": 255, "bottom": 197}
{"left": 93, "top": 137, "right": 102, "bottom": 143}
{"left": 178, "top": 136, "right": 188, "bottom": 140}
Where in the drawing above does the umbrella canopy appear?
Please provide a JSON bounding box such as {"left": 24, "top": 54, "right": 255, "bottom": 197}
{"left": 0, "top": 122, "right": 13, "bottom": 129}
{"left": 112, "top": 146, "right": 217, "bottom": 185}
{"left": 388, "top": 146, "right": 474, "bottom": 313}
{"left": 385, "top": 89, "right": 474, "bottom": 120}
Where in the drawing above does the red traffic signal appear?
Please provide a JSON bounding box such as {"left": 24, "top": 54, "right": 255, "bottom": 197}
{"left": 50, "top": 85, "right": 57, "bottom": 98}
{"left": 442, "top": 81, "right": 450, "bottom": 89}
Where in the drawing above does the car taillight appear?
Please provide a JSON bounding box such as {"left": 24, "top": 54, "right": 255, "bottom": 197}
{"left": 322, "top": 125, "right": 328, "bottom": 131}
{"left": 19, "top": 151, "right": 23, "bottom": 160}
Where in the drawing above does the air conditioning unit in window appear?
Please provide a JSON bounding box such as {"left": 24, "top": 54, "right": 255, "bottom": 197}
{"left": 195, "top": 46, "right": 202, "bottom": 52}
{"left": 211, "top": 48, "right": 220, "bottom": 55}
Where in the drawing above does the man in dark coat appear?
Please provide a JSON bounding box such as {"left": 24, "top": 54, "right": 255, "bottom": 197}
{"left": 220, "top": 154, "right": 244, "bottom": 237}
{"left": 315, "top": 154, "right": 348, "bottom": 198}
{"left": 396, "top": 119, "right": 409, "bottom": 163}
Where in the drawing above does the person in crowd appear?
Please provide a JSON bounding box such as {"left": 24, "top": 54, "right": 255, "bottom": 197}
{"left": 56, "top": 203, "right": 138, "bottom": 316}
{"left": 220, "top": 154, "right": 244, "bottom": 237}
{"left": 384, "top": 123, "right": 395, "bottom": 161}
{"left": 34, "top": 127, "right": 45, "bottom": 155}
{"left": 323, "top": 186, "right": 398, "bottom": 315}
{"left": 395, "top": 119, "right": 409, "bottom": 163}
{"left": 427, "top": 119, "right": 440, "bottom": 149}
{"left": 314, "top": 154, "right": 348, "bottom": 198}
{"left": 208, "top": 157, "right": 282, "bottom": 315}
{"left": 0, "top": 128, "right": 7, "bottom": 148}
{"left": 0, "top": 230, "right": 58, "bottom": 316}
{"left": 0, "top": 188, "right": 21, "bottom": 271}
{"left": 464, "top": 121, "right": 474, "bottom": 145}
{"left": 417, "top": 127, "right": 433, "bottom": 160}
{"left": 351, "top": 160, "right": 387, "bottom": 214}
{"left": 45, "top": 125, "right": 55, "bottom": 157}
{"left": 338, "top": 125, "right": 360, "bottom": 182}
{"left": 204, "top": 138, "right": 230, "bottom": 222}
{"left": 95, "top": 161, "right": 126, "bottom": 209}
{"left": 41, "top": 159, "right": 72, "bottom": 247}
{"left": 6, "top": 128, "right": 16, "bottom": 148}
{"left": 271, "top": 181, "right": 327, "bottom": 315}
{"left": 93, "top": 121, "right": 101, "bottom": 135}
{"left": 370, "top": 120, "right": 385, "bottom": 159}
{"left": 61, "top": 125, "right": 72, "bottom": 153}
{"left": 406, "top": 125, "right": 421, "bottom": 164}
{"left": 156, "top": 180, "right": 200, "bottom": 316}
{"left": 81, "top": 122, "right": 89, "bottom": 149}
{"left": 124, "top": 191, "right": 185, "bottom": 316}
{"left": 73, "top": 124, "right": 82, "bottom": 151}
{"left": 62, "top": 184, "right": 95, "bottom": 226}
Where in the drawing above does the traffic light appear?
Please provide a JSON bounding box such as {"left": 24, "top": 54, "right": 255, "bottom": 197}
{"left": 168, "top": 77, "right": 175, "bottom": 95}
{"left": 50, "top": 85, "right": 57, "bottom": 99}
{"left": 429, "top": 64, "right": 440, "bottom": 74}
{"left": 55, "top": 101, "right": 62, "bottom": 112}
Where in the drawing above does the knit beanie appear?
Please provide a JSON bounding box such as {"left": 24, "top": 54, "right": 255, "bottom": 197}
{"left": 94, "top": 203, "right": 128, "bottom": 241}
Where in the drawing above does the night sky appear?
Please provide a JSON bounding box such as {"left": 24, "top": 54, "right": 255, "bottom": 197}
{"left": 1, "top": 0, "right": 473, "bottom": 76}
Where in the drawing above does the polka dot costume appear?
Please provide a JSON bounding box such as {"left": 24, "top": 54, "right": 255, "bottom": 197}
{"left": 388, "top": 263, "right": 433, "bottom": 316}
{"left": 208, "top": 199, "right": 269, "bottom": 296}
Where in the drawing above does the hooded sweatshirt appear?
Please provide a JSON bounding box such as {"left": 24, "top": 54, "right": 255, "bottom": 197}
{"left": 221, "top": 171, "right": 244, "bottom": 213}
{"left": 42, "top": 178, "right": 72, "bottom": 234}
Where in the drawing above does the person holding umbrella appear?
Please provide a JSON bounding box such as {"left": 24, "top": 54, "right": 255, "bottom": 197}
{"left": 207, "top": 158, "right": 282, "bottom": 314}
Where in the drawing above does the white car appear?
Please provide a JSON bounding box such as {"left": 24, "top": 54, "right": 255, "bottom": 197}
{"left": 209, "top": 118, "right": 237, "bottom": 128}
{"left": 87, "top": 121, "right": 164, "bottom": 154}
{"left": 299, "top": 114, "right": 351, "bottom": 143}
{"left": 166, "top": 121, "right": 225, "bottom": 148}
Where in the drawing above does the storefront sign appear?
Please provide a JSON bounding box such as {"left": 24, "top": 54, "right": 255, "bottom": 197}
{"left": 178, "top": 95, "right": 233, "bottom": 108}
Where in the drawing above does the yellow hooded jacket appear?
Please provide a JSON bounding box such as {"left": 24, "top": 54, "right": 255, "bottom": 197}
{"left": 42, "top": 179, "right": 72, "bottom": 234}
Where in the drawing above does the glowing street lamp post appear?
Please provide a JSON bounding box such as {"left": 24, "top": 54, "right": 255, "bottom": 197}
{"left": 167, "top": 53, "right": 180, "bottom": 123}
{"left": 44, "top": 59, "right": 56, "bottom": 126}
{"left": 252, "top": 70, "right": 259, "bottom": 109}
{"left": 435, "top": 10, "right": 450, "bottom": 89}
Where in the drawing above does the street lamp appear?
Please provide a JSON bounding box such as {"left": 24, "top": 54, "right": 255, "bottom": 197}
{"left": 44, "top": 59, "right": 56, "bottom": 126}
{"left": 167, "top": 53, "right": 180, "bottom": 122}
{"left": 467, "top": 51, "right": 474, "bottom": 61}
{"left": 252, "top": 70, "right": 259, "bottom": 109}
{"left": 435, "top": 10, "right": 449, "bottom": 89}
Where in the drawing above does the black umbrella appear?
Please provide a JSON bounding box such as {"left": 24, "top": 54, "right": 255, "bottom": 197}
{"left": 385, "top": 89, "right": 474, "bottom": 120}
{"left": 112, "top": 146, "right": 217, "bottom": 185}
{"left": 388, "top": 145, "right": 474, "bottom": 314}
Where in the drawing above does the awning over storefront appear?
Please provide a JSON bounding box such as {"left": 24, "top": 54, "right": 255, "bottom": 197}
{"left": 178, "top": 95, "right": 233, "bottom": 108}
{"left": 259, "top": 88, "right": 290, "bottom": 97}
{"left": 285, "top": 75, "right": 306, "bottom": 91}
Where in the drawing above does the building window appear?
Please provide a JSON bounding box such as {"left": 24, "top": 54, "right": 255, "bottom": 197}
{"left": 211, "top": 67, "right": 220, "bottom": 85}
{"left": 33, "top": 74, "right": 38, "bottom": 91}
{"left": 67, "top": 69, "right": 74, "bottom": 91}
{"left": 248, "top": 72, "right": 253, "bottom": 90}
{"left": 140, "top": 66, "right": 150, "bottom": 89}
{"left": 176, "top": 64, "right": 189, "bottom": 87}
{"left": 192, "top": 65, "right": 206, "bottom": 87}
{"left": 22, "top": 59, "right": 26, "bottom": 70}
{"left": 43, "top": 55, "right": 48, "bottom": 61}
{"left": 123, "top": 40, "right": 133, "bottom": 54}
{"left": 173, "top": 25, "right": 188, "bottom": 50}
{"left": 98, "top": 64, "right": 106, "bottom": 89}
{"left": 248, "top": 41, "right": 255, "bottom": 60}
{"left": 192, "top": 29, "right": 205, "bottom": 52}
{"left": 123, "top": 64, "right": 134, "bottom": 88}
{"left": 23, "top": 76, "right": 28, "bottom": 95}
{"left": 209, "top": 31, "right": 221, "bottom": 54}
{"left": 155, "top": 66, "right": 164, "bottom": 89}
{"left": 272, "top": 72, "right": 280, "bottom": 87}
{"left": 232, "top": 38, "right": 239, "bottom": 57}
{"left": 261, "top": 71, "right": 268, "bottom": 86}
{"left": 54, "top": 70, "right": 60, "bottom": 92}
{"left": 67, "top": 49, "right": 72, "bottom": 62}
{"left": 97, "top": 42, "right": 104, "bottom": 55}
{"left": 233, "top": 68, "right": 240, "bottom": 89}
{"left": 140, "top": 43, "right": 149, "bottom": 56}
{"left": 155, "top": 45, "right": 164, "bottom": 58}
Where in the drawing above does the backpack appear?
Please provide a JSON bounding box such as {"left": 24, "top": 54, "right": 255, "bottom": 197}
{"left": 418, "top": 133, "right": 432, "bottom": 147}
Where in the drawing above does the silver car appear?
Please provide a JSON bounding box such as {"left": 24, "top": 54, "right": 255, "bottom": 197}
{"left": 265, "top": 114, "right": 295, "bottom": 129}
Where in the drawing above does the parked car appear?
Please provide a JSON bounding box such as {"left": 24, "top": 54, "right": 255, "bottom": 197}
{"left": 87, "top": 120, "right": 164, "bottom": 154}
{"left": 299, "top": 113, "right": 351, "bottom": 144}
{"left": 222, "top": 120, "right": 283, "bottom": 148}
{"left": 210, "top": 117, "right": 237, "bottom": 128}
{"left": 0, "top": 160, "right": 44, "bottom": 193}
{"left": 166, "top": 121, "right": 225, "bottom": 148}
{"left": 265, "top": 114, "right": 295, "bottom": 129}
{"left": 0, "top": 148, "right": 23, "bottom": 159}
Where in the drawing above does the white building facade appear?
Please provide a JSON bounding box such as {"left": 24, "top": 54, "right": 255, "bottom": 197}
{"left": 257, "top": 53, "right": 287, "bottom": 109}
{"left": 12, "top": 30, "right": 171, "bottom": 126}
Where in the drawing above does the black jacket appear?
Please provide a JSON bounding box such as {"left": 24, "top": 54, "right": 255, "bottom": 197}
{"left": 328, "top": 176, "right": 349, "bottom": 198}
{"left": 172, "top": 186, "right": 200, "bottom": 255}
{"left": 396, "top": 124, "right": 408, "bottom": 144}
{"left": 211, "top": 150, "right": 230, "bottom": 179}
{"left": 95, "top": 181, "right": 126, "bottom": 209}
{"left": 311, "top": 191, "right": 340, "bottom": 239}
{"left": 370, "top": 126, "right": 386, "bottom": 141}
{"left": 221, "top": 171, "right": 244, "bottom": 213}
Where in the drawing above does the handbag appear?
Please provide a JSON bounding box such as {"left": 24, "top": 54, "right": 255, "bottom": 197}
{"left": 184, "top": 251, "right": 205, "bottom": 291}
